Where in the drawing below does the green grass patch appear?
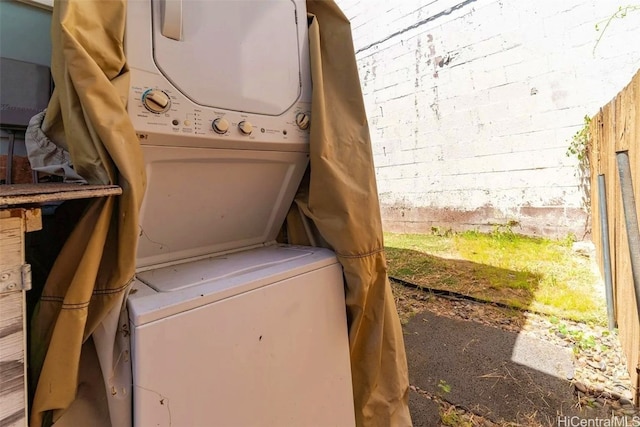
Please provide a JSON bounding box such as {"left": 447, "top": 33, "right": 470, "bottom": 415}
{"left": 385, "top": 229, "right": 606, "bottom": 324}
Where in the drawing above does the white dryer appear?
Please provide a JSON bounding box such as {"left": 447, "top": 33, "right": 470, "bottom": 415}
{"left": 121, "top": 1, "right": 355, "bottom": 426}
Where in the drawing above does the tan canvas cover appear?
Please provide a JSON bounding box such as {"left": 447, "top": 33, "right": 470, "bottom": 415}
{"left": 297, "top": 2, "right": 411, "bottom": 425}
{"left": 28, "top": 1, "right": 146, "bottom": 426}
{"left": 29, "top": 1, "right": 411, "bottom": 426}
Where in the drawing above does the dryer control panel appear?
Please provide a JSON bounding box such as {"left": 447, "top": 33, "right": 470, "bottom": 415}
{"left": 128, "top": 70, "right": 311, "bottom": 151}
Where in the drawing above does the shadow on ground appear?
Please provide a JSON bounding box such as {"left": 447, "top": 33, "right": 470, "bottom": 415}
{"left": 404, "top": 310, "right": 612, "bottom": 426}
{"left": 386, "top": 247, "right": 543, "bottom": 310}
{"left": 388, "top": 250, "right": 613, "bottom": 425}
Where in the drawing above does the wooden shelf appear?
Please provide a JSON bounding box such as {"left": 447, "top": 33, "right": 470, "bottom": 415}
{"left": 1, "top": 182, "right": 122, "bottom": 425}
{"left": 0, "top": 183, "right": 122, "bottom": 206}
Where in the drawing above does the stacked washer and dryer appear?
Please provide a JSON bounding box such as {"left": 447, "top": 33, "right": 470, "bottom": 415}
{"left": 121, "top": 0, "right": 355, "bottom": 425}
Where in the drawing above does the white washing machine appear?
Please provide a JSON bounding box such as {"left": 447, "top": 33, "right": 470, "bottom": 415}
{"left": 120, "top": 1, "right": 355, "bottom": 425}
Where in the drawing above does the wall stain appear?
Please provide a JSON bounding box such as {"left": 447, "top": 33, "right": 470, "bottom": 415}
{"left": 430, "top": 86, "right": 440, "bottom": 120}
{"left": 380, "top": 205, "right": 589, "bottom": 239}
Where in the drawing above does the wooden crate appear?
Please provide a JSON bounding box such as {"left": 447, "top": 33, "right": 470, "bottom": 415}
{"left": 0, "top": 208, "right": 41, "bottom": 427}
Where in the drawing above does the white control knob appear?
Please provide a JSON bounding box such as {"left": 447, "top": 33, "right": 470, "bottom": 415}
{"left": 295, "top": 112, "right": 310, "bottom": 130}
{"left": 212, "top": 117, "right": 230, "bottom": 134}
{"left": 238, "top": 120, "right": 253, "bottom": 135}
{"left": 142, "top": 89, "right": 171, "bottom": 114}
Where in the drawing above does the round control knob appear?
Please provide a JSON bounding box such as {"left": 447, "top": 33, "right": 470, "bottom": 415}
{"left": 142, "top": 89, "right": 171, "bottom": 114}
{"left": 238, "top": 120, "right": 253, "bottom": 135}
{"left": 212, "top": 117, "right": 230, "bottom": 134}
{"left": 295, "top": 112, "right": 310, "bottom": 130}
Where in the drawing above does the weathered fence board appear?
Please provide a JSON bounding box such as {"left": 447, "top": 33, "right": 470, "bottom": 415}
{"left": 590, "top": 69, "right": 640, "bottom": 404}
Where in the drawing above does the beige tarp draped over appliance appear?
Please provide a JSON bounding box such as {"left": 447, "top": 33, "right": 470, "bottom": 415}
{"left": 295, "top": 3, "right": 411, "bottom": 425}
{"left": 29, "top": 0, "right": 411, "bottom": 426}
{"left": 29, "top": 1, "right": 146, "bottom": 426}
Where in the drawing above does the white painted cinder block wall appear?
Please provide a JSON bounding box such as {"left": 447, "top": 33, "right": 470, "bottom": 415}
{"left": 334, "top": 0, "right": 640, "bottom": 238}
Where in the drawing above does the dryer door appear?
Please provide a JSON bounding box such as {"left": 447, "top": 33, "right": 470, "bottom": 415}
{"left": 152, "top": 0, "right": 303, "bottom": 116}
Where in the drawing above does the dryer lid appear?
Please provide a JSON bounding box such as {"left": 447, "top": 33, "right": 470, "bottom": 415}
{"left": 152, "top": 0, "right": 302, "bottom": 116}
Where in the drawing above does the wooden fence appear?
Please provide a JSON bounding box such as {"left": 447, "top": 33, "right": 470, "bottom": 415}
{"left": 589, "top": 69, "right": 640, "bottom": 404}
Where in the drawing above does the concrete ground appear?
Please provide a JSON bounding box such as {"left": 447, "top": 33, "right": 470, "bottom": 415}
{"left": 405, "top": 310, "right": 612, "bottom": 426}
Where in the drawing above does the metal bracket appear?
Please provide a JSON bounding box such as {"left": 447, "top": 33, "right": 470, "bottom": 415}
{"left": 0, "top": 264, "right": 32, "bottom": 293}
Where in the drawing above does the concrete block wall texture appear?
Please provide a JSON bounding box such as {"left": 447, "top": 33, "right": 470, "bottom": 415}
{"left": 335, "top": 0, "right": 640, "bottom": 238}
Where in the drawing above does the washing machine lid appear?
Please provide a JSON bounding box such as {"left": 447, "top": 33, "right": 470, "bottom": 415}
{"left": 137, "top": 245, "right": 314, "bottom": 292}
{"left": 129, "top": 245, "right": 340, "bottom": 325}
{"left": 152, "top": 0, "right": 302, "bottom": 115}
